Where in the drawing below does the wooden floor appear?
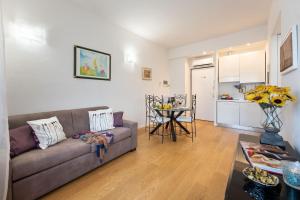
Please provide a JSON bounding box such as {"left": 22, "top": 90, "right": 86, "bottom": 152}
{"left": 43, "top": 121, "right": 256, "bottom": 200}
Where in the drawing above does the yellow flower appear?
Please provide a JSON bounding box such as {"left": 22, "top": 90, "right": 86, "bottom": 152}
{"left": 255, "top": 85, "right": 268, "bottom": 92}
{"left": 245, "top": 90, "right": 256, "bottom": 96}
{"left": 284, "top": 93, "right": 297, "bottom": 102}
{"left": 271, "top": 96, "right": 286, "bottom": 107}
{"left": 247, "top": 93, "right": 270, "bottom": 104}
{"left": 269, "top": 86, "right": 291, "bottom": 95}
{"left": 245, "top": 93, "right": 257, "bottom": 101}
{"left": 244, "top": 85, "right": 295, "bottom": 107}
{"left": 266, "top": 85, "right": 276, "bottom": 93}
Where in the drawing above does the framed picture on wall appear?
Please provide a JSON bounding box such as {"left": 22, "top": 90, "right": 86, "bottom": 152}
{"left": 280, "top": 25, "right": 298, "bottom": 74}
{"left": 74, "top": 45, "right": 111, "bottom": 80}
{"left": 142, "top": 67, "right": 152, "bottom": 80}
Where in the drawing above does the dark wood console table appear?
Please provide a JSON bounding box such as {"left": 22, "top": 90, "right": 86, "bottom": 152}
{"left": 225, "top": 134, "right": 300, "bottom": 200}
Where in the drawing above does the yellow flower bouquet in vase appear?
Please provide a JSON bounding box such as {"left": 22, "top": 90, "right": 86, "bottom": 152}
{"left": 245, "top": 85, "right": 296, "bottom": 149}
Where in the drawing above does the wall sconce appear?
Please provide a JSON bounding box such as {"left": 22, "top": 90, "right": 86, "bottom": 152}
{"left": 125, "top": 53, "right": 137, "bottom": 64}
{"left": 9, "top": 22, "right": 46, "bottom": 45}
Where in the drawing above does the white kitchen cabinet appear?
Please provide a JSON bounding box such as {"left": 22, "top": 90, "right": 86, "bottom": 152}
{"left": 239, "top": 50, "right": 266, "bottom": 83}
{"left": 217, "top": 101, "right": 239, "bottom": 125}
{"left": 239, "top": 102, "right": 264, "bottom": 128}
{"left": 219, "top": 54, "right": 240, "bottom": 82}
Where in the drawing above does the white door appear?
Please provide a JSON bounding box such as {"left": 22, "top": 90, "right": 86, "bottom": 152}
{"left": 192, "top": 67, "right": 215, "bottom": 121}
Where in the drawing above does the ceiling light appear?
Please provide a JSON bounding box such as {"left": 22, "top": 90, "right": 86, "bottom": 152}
{"left": 246, "top": 43, "right": 251, "bottom": 46}
{"left": 203, "top": 51, "right": 207, "bottom": 55}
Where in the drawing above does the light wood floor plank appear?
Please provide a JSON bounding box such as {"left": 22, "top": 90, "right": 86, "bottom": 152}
{"left": 43, "top": 121, "right": 257, "bottom": 200}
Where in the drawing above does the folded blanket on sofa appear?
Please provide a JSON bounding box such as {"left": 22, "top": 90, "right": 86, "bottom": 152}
{"left": 73, "top": 131, "right": 114, "bottom": 161}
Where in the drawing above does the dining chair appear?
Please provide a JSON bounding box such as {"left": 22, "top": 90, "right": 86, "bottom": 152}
{"left": 174, "top": 94, "right": 187, "bottom": 107}
{"left": 148, "top": 95, "right": 170, "bottom": 143}
{"left": 175, "top": 94, "right": 197, "bottom": 141}
{"left": 145, "top": 94, "right": 153, "bottom": 131}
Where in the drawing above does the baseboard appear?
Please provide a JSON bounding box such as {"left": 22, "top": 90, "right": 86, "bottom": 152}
{"left": 216, "top": 123, "right": 264, "bottom": 133}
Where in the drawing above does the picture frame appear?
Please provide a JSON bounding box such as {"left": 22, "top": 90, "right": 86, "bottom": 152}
{"left": 280, "top": 25, "right": 298, "bottom": 74}
{"left": 74, "top": 45, "right": 111, "bottom": 80}
{"left": 142, "top": 67, "right": 152, "bottom": 80}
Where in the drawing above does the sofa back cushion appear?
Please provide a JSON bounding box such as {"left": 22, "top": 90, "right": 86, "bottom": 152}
{"left": 9, "top": 110, "right": 74, "bottom": 138}
{"left": 8, "top": 106, "right": 110, "bottom": 139}
{"left": 72, "top": 106, "right": 109, "bottom": 133}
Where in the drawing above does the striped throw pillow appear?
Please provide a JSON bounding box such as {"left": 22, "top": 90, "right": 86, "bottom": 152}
{"left": 27, "top": 116, "right": 67, "bottom": 149}
{"left": 89, "top": 108, "right": 115, "bottom": 132}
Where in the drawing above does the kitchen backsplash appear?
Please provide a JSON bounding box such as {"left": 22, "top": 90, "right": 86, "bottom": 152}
{"left": 218, "top": 82, "right": 262, "bottom": 99}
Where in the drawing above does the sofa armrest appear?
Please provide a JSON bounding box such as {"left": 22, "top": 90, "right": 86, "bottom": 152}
{"left": 123, "top": 120, "right": 138, "bottom": 150}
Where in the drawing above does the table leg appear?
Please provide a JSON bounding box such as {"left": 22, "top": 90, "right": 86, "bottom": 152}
{"left": 170, "top": 120, "right": 176, "bottom": 141}
{"left": 165, "top": 122, "right": 169, "bottom": 129}
{"left": 150, "top": 123, "right": 162, "bottom": 135}
{"left": 170, "top": 111, "right": 176, "bottom": 141}
{"left": 175, "top": 120, "right": 190, "bottom": 134}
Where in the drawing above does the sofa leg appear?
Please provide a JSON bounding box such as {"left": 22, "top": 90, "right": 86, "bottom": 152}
{"left": 130, "top": 148, "right": 136, "bottom": 152}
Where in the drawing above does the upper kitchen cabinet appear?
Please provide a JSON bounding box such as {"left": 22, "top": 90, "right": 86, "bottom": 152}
{"left": 239, "top": 50, "right": 266, "bottom": 83}
{"left": 219, "top": 54, "right": 240, "bottom": 82}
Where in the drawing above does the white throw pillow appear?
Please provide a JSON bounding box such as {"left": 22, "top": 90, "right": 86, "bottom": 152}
{"left": 27, "top": 116, "right": 67, "bottom": 149}
{"left": 89, "top": 108, "right": 115, "bottom": 132}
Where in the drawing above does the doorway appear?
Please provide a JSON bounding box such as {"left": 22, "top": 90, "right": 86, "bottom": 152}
{"left": 191, "top": 67, "right": 215, "bottom": 121}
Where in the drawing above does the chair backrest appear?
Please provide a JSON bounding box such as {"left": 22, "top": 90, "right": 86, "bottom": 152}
{"left": 148, "top": 95, "right": 167, "bottom": 123}
{"left": 174, "top": 94, "right": 187, "bottom": 107}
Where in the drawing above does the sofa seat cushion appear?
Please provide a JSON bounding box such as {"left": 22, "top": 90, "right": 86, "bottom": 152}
{"left": 91, "top": 127, "right": 131, "bottom": 152}
{"left": 110, "top": 127, "right": 131, "bottom": 143}
{"left": 12, "top": 138, "right": 91, "bottom": 181}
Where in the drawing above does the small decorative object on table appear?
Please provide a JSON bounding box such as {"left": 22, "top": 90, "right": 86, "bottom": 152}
{"left": 168, "top": 97, "right": 176, "bottom": 107}
{"left": 243, "top": 167, "right": 279, "bottom": 187}
{"left": 282, "top": 161, "right": 300, "bottom": 190}
{"left": 245, "top": 85, "right": 296, "bottom": 149}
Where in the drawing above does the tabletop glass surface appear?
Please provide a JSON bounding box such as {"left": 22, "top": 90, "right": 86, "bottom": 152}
{"left": 153, "top": 106, "right": 191, "bottom": 111}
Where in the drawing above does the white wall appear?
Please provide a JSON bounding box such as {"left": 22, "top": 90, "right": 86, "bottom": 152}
{"left": 267, "top": 0, "right": 300, "bottom": 153}
{"left": 3, "top": 0, "right": 170, "bottom": 127}
{"left": 169, "top": 58, "right": 186, "bottom": 95}
{"left": 0, "top": 0, "right": 9, "bottom": 199}
{"left": 168, "top": 25, "right": 267, "bottom": 59}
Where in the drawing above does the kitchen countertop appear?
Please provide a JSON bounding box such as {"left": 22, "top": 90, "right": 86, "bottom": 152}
{"left": 216, "top": 99, "right": 251, "bottom": 103}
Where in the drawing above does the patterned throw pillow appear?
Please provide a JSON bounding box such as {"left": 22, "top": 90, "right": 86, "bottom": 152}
{"left": 89, "top": 108, "right": 115, "bottom": 132}
{"left": 27, "top": 116, "right": 67, "bottom": 149}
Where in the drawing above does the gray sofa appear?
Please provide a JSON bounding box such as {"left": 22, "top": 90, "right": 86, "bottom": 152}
{"left": 7, "top": 106, "right": 138, "bottom": 200}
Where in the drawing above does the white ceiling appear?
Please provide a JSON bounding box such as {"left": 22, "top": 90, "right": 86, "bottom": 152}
{"left": 72, "top": 0, "right": 272, "bottom": 48}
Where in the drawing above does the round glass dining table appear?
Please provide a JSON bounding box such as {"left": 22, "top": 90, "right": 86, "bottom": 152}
{"left": 150, "top": 107, "right": 192, "bottom": 141}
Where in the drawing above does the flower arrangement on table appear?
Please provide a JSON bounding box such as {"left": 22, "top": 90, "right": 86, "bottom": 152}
{"left": 245, "top": 85, "right": 296, "bottom": 107}
{"left": 245, "top": 85, "right": 296, "bottom": 132}
{"left": 154, "top": 103, "right": 173, "bottom": 110}
{"left": 245, "top": 85, "right": 296, "bottom": 147}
